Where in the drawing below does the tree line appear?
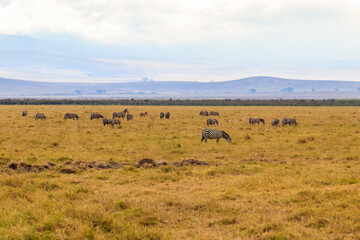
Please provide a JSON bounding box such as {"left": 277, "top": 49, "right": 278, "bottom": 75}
{"left": 1, "top": 98, "right": 360, "bottom": 106}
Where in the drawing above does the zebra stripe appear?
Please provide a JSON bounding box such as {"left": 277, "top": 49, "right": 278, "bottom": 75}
{"left": 201, "top": 129, "right": 232, "bottom": 143}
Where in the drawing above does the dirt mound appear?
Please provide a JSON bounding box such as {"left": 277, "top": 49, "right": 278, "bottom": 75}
{"left": 4, "top": 158, "right": 216, "bottom": 173}
{"left": 67, "top": 160, "right": 128, "bottom": 170}
{"left": 173, "top": 159, "right": 209, "bottom": 167}
{"left": 5, "top": 162, "right": 56, "bottom": 172}
{"left": 137, "top": 159, "right": 168, "bottom": 168}
{"left": 4, "top": 160, "right": 130, "bottom": 173}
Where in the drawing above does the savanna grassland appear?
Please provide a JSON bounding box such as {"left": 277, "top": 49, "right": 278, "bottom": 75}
{"left": 1, "top": 105, "right": 360, "bottom": 240}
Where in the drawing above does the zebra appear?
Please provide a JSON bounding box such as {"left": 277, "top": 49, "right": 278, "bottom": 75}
{"left": 113, "top": 112, "right": 125, "bottom": 119}
{"left": 127, "top": 114, "right": 134, "bottom": 120}
{"left": 203, "top": 111, "right": 209, "bottom": 116}
{"left": 22, "top": 110, "right": 27, "bottom": 117}
{"left": 113, "top": 109, "right": 129, "bottom": 119}
{"left": 35, "top": 113, "right": 46, "bottom": 120}
{"left": 207, "top": 118, "right": 219, "bottom": 126}
{"left": 283, "top": 118, "right": 297, "bottom": 126}
{"left": 140, "top": 112, "right": 148, "bottom": 117}
{"left": 201, "top": 129, "right": 232, "bottom": 143}
{"left": 249, "top": 117, "right": 265, "bottom": 125}
{"left": 90, "top": 113, "right": 104, "bottom": 120}
{"left": 112, "top": 119, "right": 121, "bottom": 126}
{"left": 160, "top": 112, "right": 165, "bottom": 119}
{"left": 165, "top": 112, "right": 170, "bottom": 119}
{"left": 64, "top": 113, "right": 79, "bottom": 120}
{"left": 271, "top": 119, "right": 280, "bottom": 127}
{"left": 199, "top": 111, "right": 205, "bottom": 116}
{"left": 103, "top": 118, "right": 113, "bottom": 126}
{"left": 210, "top": 111, "right": 219, "bottom": 116}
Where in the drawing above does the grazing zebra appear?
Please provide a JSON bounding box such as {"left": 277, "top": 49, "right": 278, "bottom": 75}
{"left": 203, "top": 111, "right": 209, "bottom": 116}
{"left": 112, "top": 119, "right": 121, "bottom": 126}
{"left": 64, "top": 113, "right": 79, "bottom": 120}
{"left": 249, "top": 117, "right": 265, "bottom": 125}
{"left": 35, "top": 113, "right": 46, "bottom": 120}
{"left": 22, "top": 110, "right": 27, "bottom": 117}
{"left": 283, "top": 118, "right": 297, "bottom": 126}
{"left": 207, "top": 118, "right": 219, "bottom": 126}
{"left": 165, "top": 112, "right": 170, "bottom": 119}
{"left": 113, "top": 109, "right": 129, "bottom": 119}
{"left": 210, "top": 111, "right": 219, "bottom": 116}
{"left": 140, "top": 112, "right": 148, "bottom": 117}
{"left": 103, "top": 118, "right": 113, "bottom": 126}
{"left": 271, "top": 119, "right": 280, "bottom": 127}
{"left": 201, "top": 129, "right": 232, "bottom": 143}
{"left": 160, "top": 112, "right": 165, "bottom": 119}
{"left": 199, "top": 111, "right": 205, "bottom": 116}
{"left": 127, "top": 114, "right": 134, "bottom": 120}
{"left": 90, "top": 113, "right": 104, "bottom": 120}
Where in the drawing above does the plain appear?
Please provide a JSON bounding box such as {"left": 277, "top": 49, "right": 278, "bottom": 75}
{"left": 0, "top": 105, "right": 360, "bottom": 239}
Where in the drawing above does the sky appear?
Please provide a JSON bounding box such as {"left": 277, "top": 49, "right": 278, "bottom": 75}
{"left": 0, "top": 0, "right": 359, "bottom": 82}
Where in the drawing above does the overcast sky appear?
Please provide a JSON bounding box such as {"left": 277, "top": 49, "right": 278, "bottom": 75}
{"left": 0, "top": 0, "right": 359, "bottom": 82}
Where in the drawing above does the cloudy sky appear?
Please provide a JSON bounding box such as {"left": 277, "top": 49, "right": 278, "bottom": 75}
{"left": 0, "top": 0, "right": 359, "bottom": 82}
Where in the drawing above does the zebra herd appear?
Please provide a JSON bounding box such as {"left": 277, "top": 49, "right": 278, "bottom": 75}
{"left": 200, "top": 111, "right": 298, "bottom": 143}
{"left": 21, "top": 109, "right": 298, "bottom": 144}
{"left": 199, "top": 111, "right": 219, "bottom": 116}
{"left": 249, "top": 117, "right": 297, "bottom": 126}
{"left": 23, "top": 108, "right": 172, "bottom": 127}
{"left": 160, "top": 112, "right": 170, "bottom": 119}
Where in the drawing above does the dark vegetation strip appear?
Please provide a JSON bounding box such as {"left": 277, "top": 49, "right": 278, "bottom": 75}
{"left": 1, "top": 98, "right": 360, "bottom": 106}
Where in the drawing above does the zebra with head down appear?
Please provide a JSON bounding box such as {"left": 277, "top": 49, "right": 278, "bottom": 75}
{"left": 282, "top": 118, "right": 297, "bottom": 126}
{"left": 249, "top": 117, "right": 265, "bottom": 125}
{"left": 207, "top": 118, "right": 219, "bottom": 126}
{"left": 35, "top": 113, "right": 46, "bottom": 120}
{"left": 201, "top": 129, "right": 232, "bottom": 143}
{"left": 103, "top": 118, "right": 113, "bottom": 126}
{"left": 22, "top": 110, "right": 27, "bottom": 117}
{"left": 64, "top": 113, "right": 79, "bottom": 120}
{"left": 112, "top": 119, "right": 121, "bottom": 126}
{"left": 140, "top": 112, "right": 148, "bottom": 117}
{"left": 90, "top": 113, "right": 104, "bottom": 120}
{"left": 271, "top": 119, "right": 280, "bottom": 127}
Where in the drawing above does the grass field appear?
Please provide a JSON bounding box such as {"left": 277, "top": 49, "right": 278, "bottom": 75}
{"left": 1, "top": 105, "right": 360, "bottom": 239}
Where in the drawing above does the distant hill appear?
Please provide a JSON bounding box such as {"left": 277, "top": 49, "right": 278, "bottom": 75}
{"left": 1, "top": 76, "right": 360, "bottom": 99}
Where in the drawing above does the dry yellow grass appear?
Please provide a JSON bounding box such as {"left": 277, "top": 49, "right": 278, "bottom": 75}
{"left": 1, "top": 105, "right": 360, "bottom": 239}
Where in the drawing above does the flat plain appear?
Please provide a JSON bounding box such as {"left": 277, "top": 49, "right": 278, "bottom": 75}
{"left": 1, "top": 105, "right": 360, "bottom": 239}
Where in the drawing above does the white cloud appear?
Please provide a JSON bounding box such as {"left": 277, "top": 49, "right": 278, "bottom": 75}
{"left": 1, "top": 0, "right": 360, "bottom": 81}
{"left": 0, "top": 0, "right": 359, "bottom": 45}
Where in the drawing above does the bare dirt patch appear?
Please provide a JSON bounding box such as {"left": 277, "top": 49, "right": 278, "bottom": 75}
{"left": 4, "top": 158, "right": 218, "bottom": 173}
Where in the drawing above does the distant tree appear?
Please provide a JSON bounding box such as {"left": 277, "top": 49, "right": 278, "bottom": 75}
{"left": 280, "top": 87, "right": 294, "bottom": 93}
{"left": 95, "top": 89, "right": 106, "bottom": 94}
{"left": 311, "top": 88, "right": 316, "bottom": 92}
{"left": 142, "top": 77, "right": 149, "bottom": 82}
{"left": 75, "top": 90, "right": 81, "bottom": 95}
{"left": 357, "top": 88, "right": 360, "bottom": 92}
{"left": 249, "top": 89, "right": 256, "bottom": 93}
